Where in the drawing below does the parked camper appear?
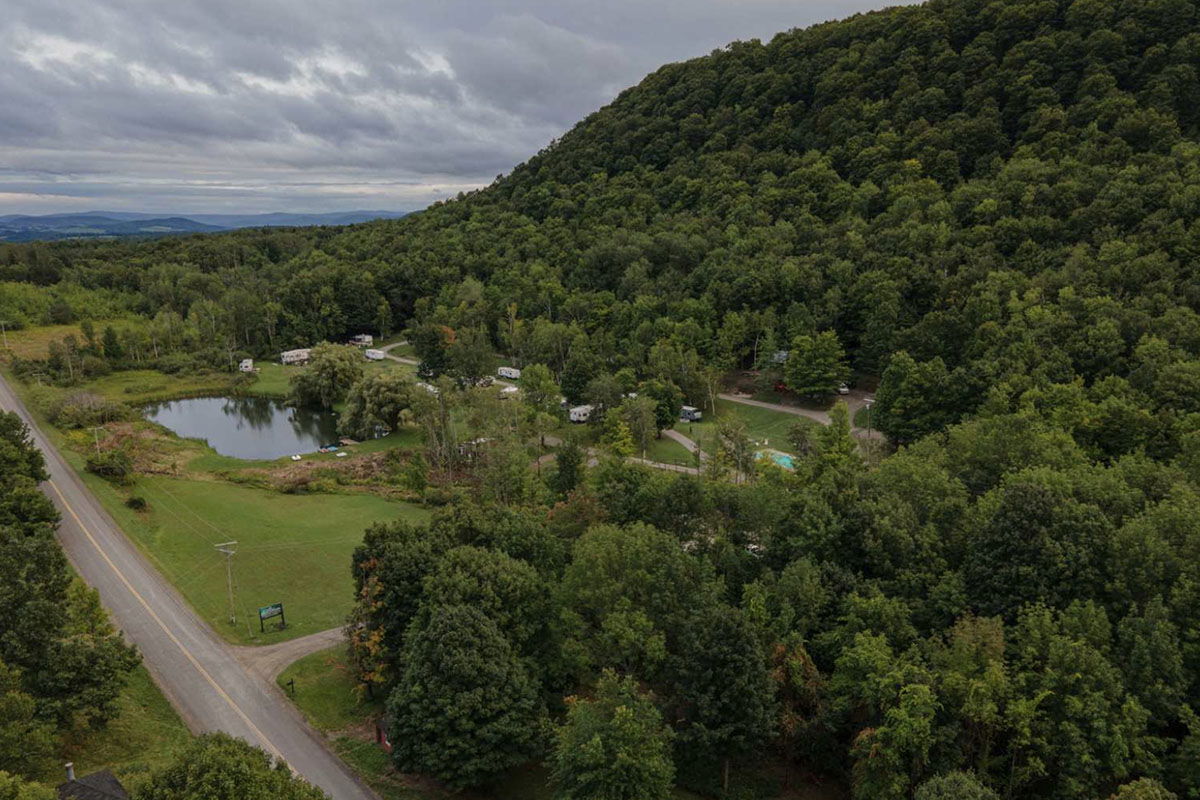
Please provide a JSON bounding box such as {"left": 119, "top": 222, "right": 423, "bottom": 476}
{"left": 497, "top": 366, "right": 521, "bottom": 380}
{"left": 238, "top": 358, "right": 255, "bottom": 373}
{"left": 280, "top": 348, "right": 311, "bottom": 365}
{"left": 837, "top": 382, "right": 851, "bottom": 395}
{"left": 350, "top": 334, "right": 374, "bottom": 347}
{"left": 680, "top": 405, "right": 702, "bottom": 422}
{"left": 364, "top": 349, "right": 385, "bottom": 361}
{"left": 569, "top": 405, "right": 594, "bottom": 423}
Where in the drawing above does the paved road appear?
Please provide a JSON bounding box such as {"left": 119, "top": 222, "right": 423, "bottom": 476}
{"left": 0, "top": 375, "right": 377, "bottom": 800}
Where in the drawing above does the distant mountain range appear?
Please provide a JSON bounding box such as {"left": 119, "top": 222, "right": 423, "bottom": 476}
{"left": 0, "top": 210, "right": 408, "bottom": 242}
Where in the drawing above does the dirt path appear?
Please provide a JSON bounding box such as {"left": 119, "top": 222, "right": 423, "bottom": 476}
{"left": 718, "top": 390, "right": 882, "bottom": 439}
{"left": 232, "top": 627, "right": 345, "bottom": 682}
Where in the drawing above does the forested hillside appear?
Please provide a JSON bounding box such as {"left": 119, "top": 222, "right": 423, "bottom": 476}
{"left": 6, "top": 1, "right": 1200, "bottom": 798}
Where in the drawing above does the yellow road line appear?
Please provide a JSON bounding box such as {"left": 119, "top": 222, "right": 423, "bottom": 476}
{"left": 47, "top": 480, "right": 286, "bottom": 762}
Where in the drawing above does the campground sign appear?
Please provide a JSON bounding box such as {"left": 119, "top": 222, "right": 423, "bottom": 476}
{"left": 258, "top": 602, "right": 286, "bottom": 632}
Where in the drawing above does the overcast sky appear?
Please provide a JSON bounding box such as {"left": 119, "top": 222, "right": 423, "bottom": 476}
{"left": 0, "top": 0, "right": 908, "bottom": 215}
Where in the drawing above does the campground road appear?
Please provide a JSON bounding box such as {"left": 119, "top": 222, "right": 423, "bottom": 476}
{"left": 0, "top": 374, "right": 377, "bottom": 800}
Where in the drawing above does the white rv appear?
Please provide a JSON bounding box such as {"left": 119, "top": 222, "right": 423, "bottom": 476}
{"left": 497, "top": 366, "right": 522, "bottom": 380}
{"left": 280, "top": 348, "right": 312, "bottom": 365}
{"left": 364, "top": 349, "right": 385, "bottom": 361}
{"left": 238, "top": 358, "right": 255, "bottom": 373}
{"left": 569, "top": 405, "right": 594, "bottom": 423}
{"left": 350, "top": 334, "right": 374, "bottom": 347}
{"left": 680, "top": 405, "right": 702, "bottom": 422}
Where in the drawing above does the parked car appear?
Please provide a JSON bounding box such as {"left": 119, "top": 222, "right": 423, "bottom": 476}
{"left": 838, "top": 383, "right": 851, "bottom": 395}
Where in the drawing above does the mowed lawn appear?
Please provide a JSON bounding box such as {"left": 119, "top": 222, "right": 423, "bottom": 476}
{"left": 675, "top": 399, "right": 820, "bottom": 457}
{"left": 86, "top": 474, "right": 429, "bottom": 644}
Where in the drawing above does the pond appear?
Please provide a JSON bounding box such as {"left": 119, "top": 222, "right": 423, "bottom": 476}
{"left": 143, "top": 396, "right": 340, "bottom": 460}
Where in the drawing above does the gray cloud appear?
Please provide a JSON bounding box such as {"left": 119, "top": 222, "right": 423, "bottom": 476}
{"left": 0, "top": 0, "right": 911, "bottom": 214}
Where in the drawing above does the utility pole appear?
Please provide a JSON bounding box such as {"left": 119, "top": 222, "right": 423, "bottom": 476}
{"left": 214, "top": 542, "right": 238, "bottom": 625}
{"left": 0, "top": 320, "right": 9, "bottom": 350}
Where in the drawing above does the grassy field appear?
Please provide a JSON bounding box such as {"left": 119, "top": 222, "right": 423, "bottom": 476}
{"left": 84, "top": 368, "right": 243, "bottom": 405}
{"left": 642, "top": 434, "right": 697, "bottom": 467}
{"left": 43, "top": 664, "right": 192, "bottom": 787}
{"left": 0, "top": 319, "right": 144, "bottom": 360}
{"left": 83, "top": 474, "right": 428, "bottom": 644}
{"left": 713, "top": 399, "right": 818, "bottom": 451}
{"left": 669, "top": 400, "right": 819, "bottom": 458}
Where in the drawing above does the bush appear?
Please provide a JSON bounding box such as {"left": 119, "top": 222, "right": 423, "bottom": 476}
{"left": 49, "top": 392, "right": 129, "bottom": 429}
{"left": 124, "top": 495, "right": 147, "bottom": 510}
{"left": 154, "top": 352, "right": 200, "bottom": 375}
{"left": 86, "top": 448, "right": 134, "bottom": 484}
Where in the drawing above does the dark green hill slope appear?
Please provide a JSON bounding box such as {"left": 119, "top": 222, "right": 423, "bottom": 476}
{"left": 313, "top": 0, "right": 1200, "bottom": 431}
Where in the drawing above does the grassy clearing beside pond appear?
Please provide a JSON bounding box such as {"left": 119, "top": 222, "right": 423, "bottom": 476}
{"left": 84, "top": 369, "right": 242, "bottom": 405}
{"left": 83, "top": 474, "right": 428, "bottom": 644}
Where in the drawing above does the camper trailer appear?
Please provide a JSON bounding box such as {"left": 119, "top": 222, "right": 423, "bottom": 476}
{"left": 364, "top": 349, "right": 385, "bottom": 361}
{"left": 280, "top": 348, "right": 311, "bottom": 365}
{"left": 497, "top": 366, "right": 522, "bottom": 380}
{"left": 569, "top": 405, "right": 594, "bottom": 423}
{"left": 238, "top": 358, "right": 255, "bottom": 373}
{"left": 680, "top": 405, "right": 703, "bottom": 422}
{"left": 350, "top": 334, "right": 374, "bottom": 347}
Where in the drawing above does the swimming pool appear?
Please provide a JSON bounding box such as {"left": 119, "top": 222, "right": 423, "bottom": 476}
{"left": 756, "top": 450, "right": 796, "bottom": 470}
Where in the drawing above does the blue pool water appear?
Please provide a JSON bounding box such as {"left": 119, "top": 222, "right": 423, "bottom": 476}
{"left": 771, "top": 452, "right": 795, "bottom": 470}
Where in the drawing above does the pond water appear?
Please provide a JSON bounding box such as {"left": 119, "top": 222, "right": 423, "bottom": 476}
{"left": 143, "top": 396, "right": 340, "bottom": 460}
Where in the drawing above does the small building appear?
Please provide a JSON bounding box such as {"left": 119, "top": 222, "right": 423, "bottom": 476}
{"left": 238, "top": 358, "right": 254, "bottom": 373}
{"left": 364, "top": 348, "right": 385, "bottom": 361}
{"left": 680, "top": 405, "right": 703, "bottom": 422}
{"left": 350, "top": 334, "right": 374, "bottom": 347}
{"left": 280, "top": 348, "right": 311, "bottom": 365}
{"left": 58, "top": 763, "right": 128, "bottom": 800}
{"left": 497, "top": 366, "right": 521, "bottom": 380}
{"left": 569, "top": 404, "right": 594, "bottom": 423}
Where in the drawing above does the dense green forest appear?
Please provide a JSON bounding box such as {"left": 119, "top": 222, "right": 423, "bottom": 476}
{"left": 7, "top": 0, "right": 1200, "bottom": 798}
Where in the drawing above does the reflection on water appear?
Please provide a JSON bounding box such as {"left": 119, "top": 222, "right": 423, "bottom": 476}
{"left": 143, "top": 395, "right": 340, "bottom": 460}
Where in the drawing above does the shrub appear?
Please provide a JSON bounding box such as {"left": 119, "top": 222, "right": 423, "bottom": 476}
{"left": 50, "top": 392, "right": 129, "bottom": 429}
{"left": 124, "top": 495, "right": 147, "bottom": 510}
{"left": 86, "top": 448, "right": 134, "bottom": 484}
